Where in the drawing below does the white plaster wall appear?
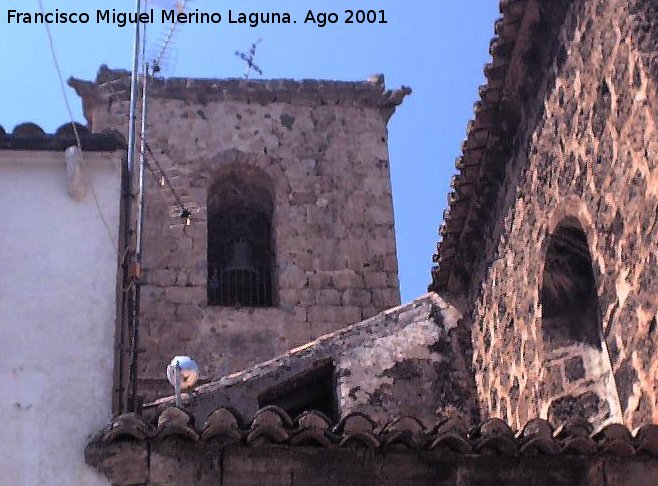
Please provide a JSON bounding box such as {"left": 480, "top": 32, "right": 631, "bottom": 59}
{"left": 0, "top": 150, "right": 121, "bottom": 486}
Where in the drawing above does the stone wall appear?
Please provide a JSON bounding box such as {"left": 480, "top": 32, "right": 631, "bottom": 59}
{"left": 89, "top": 441, "right": 658, "bottom": 486}
{"left": 466, "top": 0, "right": 658, "bottom": 429}
{"left": 146, "top": 293, "right": 475, "bottom": 428}
{"left": 71, "top": 69, "right": 407, "bottom": 400}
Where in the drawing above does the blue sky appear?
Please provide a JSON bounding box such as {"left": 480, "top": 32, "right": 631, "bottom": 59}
{"left": 0, "top": 0, "right": 499, "bottom": 302}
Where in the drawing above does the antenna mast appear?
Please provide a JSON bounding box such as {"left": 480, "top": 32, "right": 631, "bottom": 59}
{"left": 123, "top": 0, "right": 196, "bottom": 412}
{"left": 125, "top": 0, "right": 144, "bottom": 413}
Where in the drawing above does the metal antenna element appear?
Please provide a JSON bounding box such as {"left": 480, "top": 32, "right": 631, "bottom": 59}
{"left": 235, "top": 39, "right": 263, "bottom": 79}
{"left": 151, "top": 0, "right": 191, "bottom": 74}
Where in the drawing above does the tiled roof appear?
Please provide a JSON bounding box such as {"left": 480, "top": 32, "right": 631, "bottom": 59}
{"left": 430, "top": 0, "right": 540, "bottom": 291}
{"left": 0, "top": 122, "right": 125, "bottom": 151}
{"left": 93, "top": 405, "right": 658, "bottom": 457}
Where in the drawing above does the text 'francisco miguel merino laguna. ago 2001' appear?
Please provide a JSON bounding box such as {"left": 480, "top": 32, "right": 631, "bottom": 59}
{"left": 6, "top": 8, "right": 389, "bottom": 28}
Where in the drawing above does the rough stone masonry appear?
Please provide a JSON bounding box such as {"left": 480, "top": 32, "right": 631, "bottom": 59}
{"left": 70, "top": 67, "right": 410, "bottom": 400}
{"left": 433, "top": 0, "right": 658, "bottom": 431}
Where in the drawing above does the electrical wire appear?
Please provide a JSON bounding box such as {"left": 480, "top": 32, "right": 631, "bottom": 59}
{"left": 41, "top": 0, "right": 198, "bottom": 236}
{"left": 37, "top": 0, "right": 117, "bottom": 250}
{"left": 141, "top": 140, "right": 187, "bottom": 210}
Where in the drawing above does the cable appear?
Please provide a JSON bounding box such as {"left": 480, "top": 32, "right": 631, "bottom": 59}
{"left": 141, "top": 140, "right": 187, "bottom": 210}
{"left": 40, "top": 0, "right": 198, "bottom": 235}
{"left": 38, "top": 0, "right": 117, "bottom": 250}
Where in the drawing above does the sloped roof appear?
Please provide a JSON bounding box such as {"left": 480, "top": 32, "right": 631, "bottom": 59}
{"left": 430, "top": 0, "right": 572, "bottom": 293}
{"left": 0, "top": 121, "right": 125, "bottom": 151}
{"left": 144, "top": 293, "right": 466, "bottom": 426}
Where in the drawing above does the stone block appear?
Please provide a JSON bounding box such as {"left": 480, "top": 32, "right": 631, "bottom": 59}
{"left": 330, "top": 269, "right": 364, "bottom": 289}
{"left": 149, "top": 439, "right": 200, "bottom": 485}
{"left": 278, "top": 288, "right": 302, "bottom": 306}
{"left": 342, "top": 288, "right": 371, "bottom": 307}
{"left": 307, "top": 272, "right": 333, "bottom": 289}
{"left": 308, "top": 305, "right": 361, "bottom": 324}
{"left": 364, "top": 271, "right": 388, "bottom": 288}
{"left": 372, "top": 288, "right": 400, "bottom": 307}
{"left": 84, "top": 440, "right": 147, "bottom": 486}
{"left": 361, "top": 306, "right": 380, "bottom": 320}
{"left": 386, "top": 272, "right": 400, "bottom": 288}
{"left": 382, "top": 253, "right": 399, "bottom": 272}
{"left": 140, "top": 285, "right": 166, "bottom": 308}
{"left": 176, "top": 304, "right": 203, "bottom": 321}
{"left": 165, "top": 286, "right": 206, "bottom": 304}
{"left": 310, "top": 320, "right": 346, "bottom": 339}
{"left": 147, "top": 268, "right": 177, "bottom": 287}
{"left": 152, "top": 302, "right": 178, "bottom": 320}
{"left": 317, "top": 288, "right": 341, "bottom": 305}
{"left": 288, "top": 191, "right": 317, "bottom": 205}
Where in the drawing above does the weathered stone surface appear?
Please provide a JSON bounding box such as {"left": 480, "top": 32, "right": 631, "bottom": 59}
{"left": 72, "top": 68, "right": 405, "bottom": 401}
{"left": 84, "top": 440, "right": 148, "bottom": 485}
{"left": 437, "top": 0, "right": 658, "bottom": 430}
{"left": 146, "top": 293, "right": 474, "bottom": 428}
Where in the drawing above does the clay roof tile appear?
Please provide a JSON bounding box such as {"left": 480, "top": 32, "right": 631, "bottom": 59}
{"left": 334, "top": 412, "right": 377, "bottom": 434}
{"left": 155, "top": 407, "right": 199, "bottom": 442}
{"left": 102, "top": 413, "right": 150, "bottom": 443}
{"left": 634, "top": 424, "right": 658, "bottom": 457}
{"left": 251, "top": 405, "right": 294, "bottom": 429}
{"left": 85, "top": 405, "right": 655, "bottom": 462}
{"left": 428, "top": 432, "right": 473, "bottom": 454}
{"left": 201, "top": 407, "right": 243, "bottom": 442}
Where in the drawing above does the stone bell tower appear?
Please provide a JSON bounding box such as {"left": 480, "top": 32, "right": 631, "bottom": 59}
{"left": 71, "top": 66, "right": 410, "bottom": 400}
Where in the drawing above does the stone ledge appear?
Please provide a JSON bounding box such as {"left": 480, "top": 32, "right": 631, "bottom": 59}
{"left": 68, "top": 65, "right": 412, "bottom": 123}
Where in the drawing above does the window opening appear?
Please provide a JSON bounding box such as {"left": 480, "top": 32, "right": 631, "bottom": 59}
{"left": 258, "top": 361, "right": 336, "bottom": 421}
{"left": 207, "top": 173, "right": 274, "bottom": 307}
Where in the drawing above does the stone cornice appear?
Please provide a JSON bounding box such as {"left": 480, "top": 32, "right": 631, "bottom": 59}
{"left": 68, "top": 65, "right": 411, "bottom": 124}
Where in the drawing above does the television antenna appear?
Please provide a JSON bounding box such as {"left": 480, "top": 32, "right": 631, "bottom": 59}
{"left": 235, "top": 39, "right": 264, "bottom": 79}
{"left": 124, "top": 0, "right": 198, "bottom": 413}
{"left": 168, "top": 200, "right": 206, "bottom": 228}
{"left": 150, "top": 0, "right": 191, "bottom": 74}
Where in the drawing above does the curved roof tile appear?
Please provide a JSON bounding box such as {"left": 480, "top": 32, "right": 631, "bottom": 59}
{"left": 88, "top": 405, "right": 658, "bottom": 459}
{"left": 1, "top": 121, "right": 125, "bottom": 151}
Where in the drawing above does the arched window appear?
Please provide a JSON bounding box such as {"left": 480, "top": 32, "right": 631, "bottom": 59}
{"left": 540, "top": 217, "right": 621, "bottom": 426}
{"left": 541, "top": 217, "right": 601, "bottom": 349}
{"left": 207, "top": 170, "right": 274, "bottom": 307}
